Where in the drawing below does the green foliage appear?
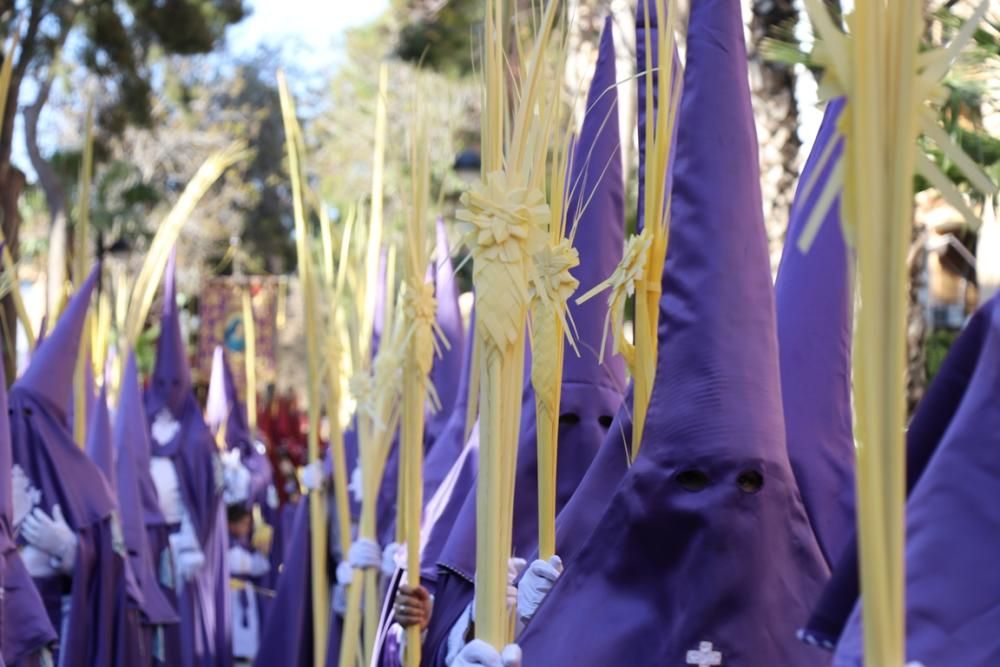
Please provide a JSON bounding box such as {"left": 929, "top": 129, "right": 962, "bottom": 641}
{"left": 925, "top": 327, "right": 960, "bottom": 384}
{"left": 393, "top": 0, "right": 483, "bottom": 75}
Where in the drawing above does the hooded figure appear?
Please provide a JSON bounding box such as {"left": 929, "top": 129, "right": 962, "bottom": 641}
{"left": 518, "top": 2, "right": 830, "bottom": 664}
{"left": 111, "top": 352, "right": 181, "bottom": 667}
{"left": 830, "top": 296, "right": 1000, "bottom": 667}
{"left": 800, "top": 296, "right": 1000, "bottom": 650}
{"left": 144, "top": 252, "right": 230, "bottom": 667}
{"left": 774, "top": 97, "right": 855, "bottom": 569}
{"left": 420, "top": 17, "right": 628, "bottom": 664}
{"left": 9, "top": 266, "right": 132, "bottom": 667}
{"left": 0, "top": 351, "right": 58, "bottom": 666}
{"left": 120, "top": 350, "right": 184, "bottom": 667}
{"left": 378, "top": 225, "right": 466, "bottom": 546}
{"left": 206, "top": 346, "right": 276, "bottom": 517}
{"left": 86, "top": 385, "right": 148, "bottom": 665}
{"left": 206, "top": 346, "right": 274, "bottom": 662}
{"left": 524, "top": 0, "right": 683, "bottom": 578}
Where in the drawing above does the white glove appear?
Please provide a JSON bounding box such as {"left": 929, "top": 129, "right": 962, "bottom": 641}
{"left": 228, "top": 546, "right": 271, "bottom": 578}
{"left": 517, "top": 555, "right": 562, "bottom": 622}
{"left": 332, "top": 581, "right": 348, "bottom": 616}
{"left": 21, "top": 505, "right": 77, "bottom": 574}
{"left": 381, "top": 541, "right": 402, "bottom": 577}
{"left": 300, "top": 462, "right": 325, "bottom": 492}
{"left": 333, "top": 556, "right": 355, "bottom": 616}
{"left": 336, "top": 560, "right": 354, "bottom": 586}
{"left": 452, "top": 640, "right": 521, "bottom": 667}
{"left": 348, "top": 465, "right": 363, "bottom": 504}
{"left": 169, "top": 516, "right": 205, "bottom": 583}
{"left": 250, "top": 552, "right": 270, "bottom": 577}
{"left": 175, "top": 548, "right": 206, "bottom": 582}
{"left": 222, "top": 451, "right": 251, "bottom": 506}
{"left": 348, "top": 537, "right": 381, "bottom": 570}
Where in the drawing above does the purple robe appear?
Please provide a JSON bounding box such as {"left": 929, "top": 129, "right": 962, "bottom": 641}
{"left": 253, "top": 500, "right": 313, "bottom": 667}
{"left": 144, "top": 251, "right": 230, "bottom": 667}
{"left": 518, "top": 2, "right": 830, "bottom": 663}
{"left": 834, "top": 295, "right": 1000, "bottom": 665}
{"left": 775, "top": 97, "right": 855, "bottom": 569}
{"left": 0, "top": 352, "right": 57, "bottom": 665}
{"left": 86, "top": 387, "right": 148, "bottom": 665}
{"left": 10, "top": 266, "right": 133, "bottom": 667}
{"left": 420, "top": 18, "right": 628, "bottom": 664}
{"left": 125, "top": 346, "right": 184, "bottom": 666}
{"left": 802, "top": 294, "right": 998, "bottom": 649}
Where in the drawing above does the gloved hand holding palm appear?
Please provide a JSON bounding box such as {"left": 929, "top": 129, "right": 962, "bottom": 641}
{"left": 21, "top": 505, "right": 77, "bottom": 574}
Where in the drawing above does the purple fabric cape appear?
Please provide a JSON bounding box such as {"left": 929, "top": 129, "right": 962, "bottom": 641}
{"left": 802, "top": 294, "right": 998, "bottom": 649}
{"left": 775, "top": 97, "right": 855, "bottom": 569}
{"left": 10, "top": 265, "right": 133, "bottom": 667}
{"left": 253, "top": 499, "right": 313, "bottom": 667}
{"left": 0, "top": 352, "right": 57, "bottom": 665}
{"left": 421, "top": 307, "right": 476, "bottom": 515}
{"left": 144, "top": 251, "right": 230, "bottom": 667}
{"left": 833, "top": 295, "right": 1000, "bottom": 666}
{"left": 518, "top": 2, "right": 830, "bottom": 664}
{"left": 420, "top": 18, "right": 628, "bottom": 665}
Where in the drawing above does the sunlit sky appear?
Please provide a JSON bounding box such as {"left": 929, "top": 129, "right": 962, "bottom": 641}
{"left": 228, "top": 0, "right": 389, "bottom": 68}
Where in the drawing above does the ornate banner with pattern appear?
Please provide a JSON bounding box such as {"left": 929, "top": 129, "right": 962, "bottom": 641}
{"left": 196, "top": 276, "right": 279, "bottom": 401}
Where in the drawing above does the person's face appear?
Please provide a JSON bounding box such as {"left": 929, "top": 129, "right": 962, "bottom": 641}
{"left": 229, "top": 513, "right": 252, "bottom": 539}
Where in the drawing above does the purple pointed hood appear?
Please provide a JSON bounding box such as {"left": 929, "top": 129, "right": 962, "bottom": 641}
{"left": 422, "top": 25, "right": 630, "bottom": 661}
{"left": 564, "top": 16, "right": 627, "bottom": 395}
{"left": 635, "top": 0, "right": 681, "bottom": 233}
{"left": 120, "top": 352, "right": 170, "bottom": 529}
{"left": 86, "top": 385, "right": 146, "bottom": 610}
{"left": 775, "top": 97, "right": 855, "bottom": 568}
{"left": 147, "top": 250, "right": 192, "bottom": 419}
{"left": 114, "top": 351, "right": 179, "bottom": 627}
{"left": 534, "top": 2, "right": 685, "bottom": 571}
{"left": 205, "top": 346, "right": 252, "bottom": 453}
{"left": 518, "top": 2, "right": 829, "bottom": 664}
{"left": 86, "top": 384, "right": 114, "bottom": 485}
{"left": 436, "top": 17, "right": 626, "bottom": 579}
{"left": 833, "top": 295, "right": 1000, "bottom": 666}
{"left": 18, "top": 266, "right": 100, "bottom": 423}
{"left": 427, "top": 219, "right": 466, "bottom": 442}
{"left": 207, "top": 345, "right": 273, "bottom": 508}
{"left": 10, "top": 265, "right": 116, "bottom": 528}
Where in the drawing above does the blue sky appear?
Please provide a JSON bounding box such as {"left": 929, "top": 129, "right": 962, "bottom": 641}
{"left": 228, "top": 0, "right": 389, "bottom": 69}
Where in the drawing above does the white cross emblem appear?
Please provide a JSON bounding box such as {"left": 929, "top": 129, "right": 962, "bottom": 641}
{"left": 687, "top": 641, "right": 722, "bottom": 667}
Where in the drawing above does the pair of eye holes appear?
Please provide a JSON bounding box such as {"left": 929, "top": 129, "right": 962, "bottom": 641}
{"left": 558, "top": 413, "right": 615, "bottom": 429}
{"left": 8, "top": 407, "right": 32, "bottom": 416}
{"left": 675, "top": 469, "right": 764, "bottom": 494}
